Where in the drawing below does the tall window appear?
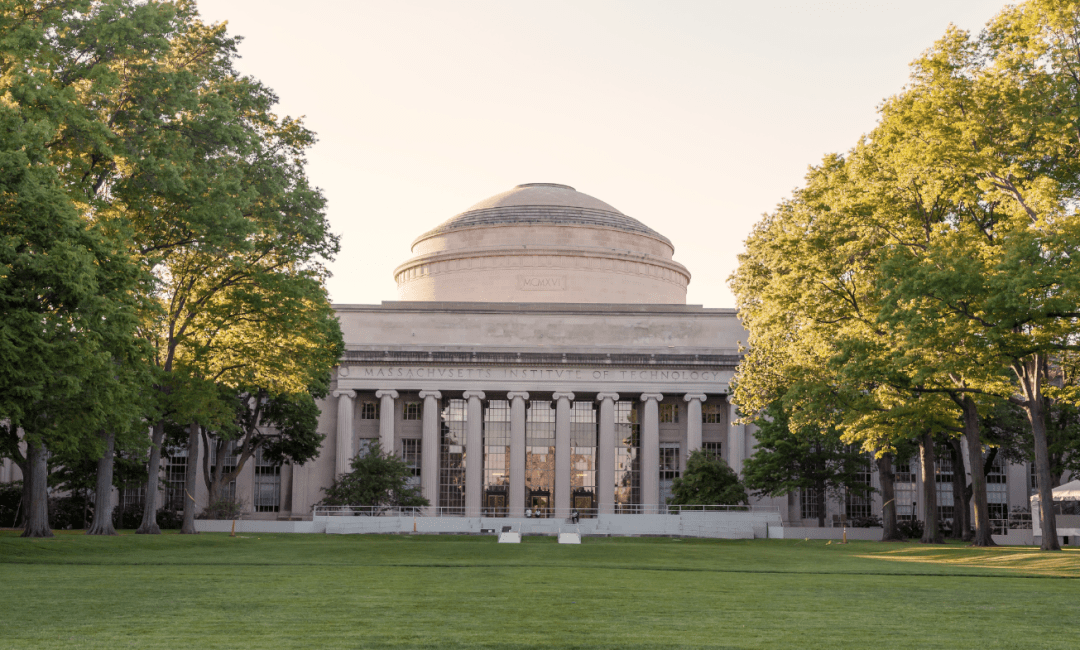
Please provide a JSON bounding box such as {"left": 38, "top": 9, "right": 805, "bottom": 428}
{"left": 659, "top": 403, "right": 678, "bottom": 423}
{"left": 801, "top": 488, "right": 822, "bottom": 522}
{"left": 702, "top": 403, "right": 723, "bottom": 424}
{"left": 360, "top": 402, "right": 379, "bottom": 420}
{"left": 253, "top": 447, "right": 280, "bottom": 513}
{"left": 525, "top": 401, "right": 555, "bottom": 516}
{"left": 483, "top": 400, "right": 510, "bottom": 516}
{"left": 614, "top": 401, "right": 640, "bottom": 512}
{"left": 571, "top": 402, "right": 597, "bottom": 514}
{"left": 987, "top": 453, "right": 1008, "bottom": 534}
{"left": 439, "top": 399, "right": 467, "bottom": 515}
{"left": 845, "top": 454, "right": 873, "bottom": 521}
{"left": 659, "top": 444, "right": 680, "bottom": 508}
{"left": 208, "top": 439, "right": 238, "bottom": 502}
{"left": 702, "top": 442, "right": 722, "bottom": 462}
{"left": 401, "top": 439, "right": 422, "bottom": 488}
{"left": 895, "top": 457, "right": 917, "bottom": 520}
{"left": 164, "top": 448, "right": 187, "bottom": 511}
{"left": 403, "top": 402, "right": 422, "bottom": 421}
{"left": 935, "top": 455, "right": 954, "bottom": 526}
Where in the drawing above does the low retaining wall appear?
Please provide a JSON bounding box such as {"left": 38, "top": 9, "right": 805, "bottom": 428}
{"left": 194, "top": 520, "right": 325, "bottom": 534}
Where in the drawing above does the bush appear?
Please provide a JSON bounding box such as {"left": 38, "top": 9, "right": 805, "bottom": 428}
{"left": 319, "top": 441, "right": 428, "bottom": 510}
{"left": 849, "top": 515, "right": 882, "bottom": 528}
{"left": 49, "top": 494, "right": 93, "bottom": 530}
{"left": 897, "top": 517, "right": 924, "bottom": 539}
{"left": 198, "top": 497, "right": 246, "bottom": 520}
{"left": 668, "top": 450, "right": 748, "bottom": 506}
{"left": 0, "top": 481, "right": 22, "bottom": 528}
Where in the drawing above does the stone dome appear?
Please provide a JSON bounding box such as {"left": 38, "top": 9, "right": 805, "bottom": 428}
{"left": 395, "top": 183, "right": 690, "bottom": 304}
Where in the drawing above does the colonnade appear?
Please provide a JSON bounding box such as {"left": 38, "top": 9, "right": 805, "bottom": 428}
{"left": 333, "top": 389, "right": 744, "bottom": 517}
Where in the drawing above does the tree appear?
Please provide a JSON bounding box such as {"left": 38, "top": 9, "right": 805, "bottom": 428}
{"left": 0, "top": 3, "right": 148, "bottom": 535}
{"left": 319, "top": 442, "right": 429, "bottom": 511}
{"left": 201, "top": 380, "right": 329, "bottom": 513}
{"left": 667, "top": 451, "right": 747, "bottom": 506}
{"left": 742, "top": 399, "right": 873, "bottom": 528}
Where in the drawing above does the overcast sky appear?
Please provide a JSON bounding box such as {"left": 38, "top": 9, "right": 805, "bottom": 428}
{"left": 196, "top": 0, "right": 1013, "bottom": 308}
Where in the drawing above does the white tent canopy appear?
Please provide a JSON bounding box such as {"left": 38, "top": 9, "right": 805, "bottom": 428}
{"left": 1030, "top": 479, "right": 1080, "bottom": 537}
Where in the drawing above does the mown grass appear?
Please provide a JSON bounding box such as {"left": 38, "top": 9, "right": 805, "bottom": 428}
{"left": 0, "top": 531, "right": 1077, "bottom": 649}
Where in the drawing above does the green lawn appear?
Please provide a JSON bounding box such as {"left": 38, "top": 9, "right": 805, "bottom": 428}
{"left": 0, "top": 531, "right": 1077, "bottom": 649}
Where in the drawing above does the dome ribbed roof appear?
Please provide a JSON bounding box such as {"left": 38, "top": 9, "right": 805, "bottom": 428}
{"left": 415, "top": 183, "right": 670, "bottom": 245}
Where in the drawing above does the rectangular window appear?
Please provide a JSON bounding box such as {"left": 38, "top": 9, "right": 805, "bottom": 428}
{"left": 659, "top": 444, "right": 680, "bottom": 509}
{"left": 356, "top": 438, "right": 376, "bottom": 458}
{"left": 801, "top": 488, "right": 822, "bottom": 522}
{"left": 987, "top": 454, "right": 1008, "bottom": 534}
{"left": 209, "top": 439, "right": 238, "bottom": 502}
{"left": 702, "top": 442, "right": 722, "bottom": 462}
{"left": 702, "top": 403, "right": 723, "bottom": 424}
{"left": 659, "top": 403, "right": 678, "bottom": 423}
{"left": 1029, "top": 462, "right": 1038, "bottom": 492}
{"left": 935, "top": 455, "right": 954, "bottom": 526}
{"left": 895, "top": 457, "right": 917, "bottom": 519}
{"left": 164, "top": 448, "right": 187, "bottom": 511}
{"left": 614, "top": 401, "right": 640, "bottom": 512}
{"left": 253, "top": 448, "right": 280, "bottom": 513}
{"left": 483, "top": 400, "right": 510, "bottom": 516}
{"left": 439, "top": 399, "right": 467, "bottom": 515}
{"left": 403, "top": 402, "right": 422, "bottom": 421}
{"left": 526, "top": 401, "right": 555, "bottom": 516}
{"left": 845, "top": 454, "right": 873, "bottom": 521}
{"left": 402, "top": 439, "right": 422, "bottom": 487}
{"left": 361, "top": 402, "right": 379, "bottom": 420}
{"left": 571, "top": 402, "right": 597, "bottom": 515}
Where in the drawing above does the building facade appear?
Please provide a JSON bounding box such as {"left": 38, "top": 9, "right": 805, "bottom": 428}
{"left": 0, "top": 182, "right": 1046, "bottom": 531}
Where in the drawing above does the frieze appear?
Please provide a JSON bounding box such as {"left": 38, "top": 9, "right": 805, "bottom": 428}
{"left": 339, "top": 365, "right": 726, "bottom": 383}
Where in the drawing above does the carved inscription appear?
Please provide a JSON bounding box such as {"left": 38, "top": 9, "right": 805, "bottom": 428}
{"left": 518, "top": 274, "right": 567, "bottom": 291}
{"left": 355, "top": 366, "right": 724, "bottom": 383}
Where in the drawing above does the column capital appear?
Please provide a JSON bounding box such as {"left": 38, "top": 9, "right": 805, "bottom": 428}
{"left": 375, "top": 389, "right": 399, "bottom": 400}
{"left": 506, "top": 391, "right": 530, "bottom": 401}
{"left": 553, "top": 391, "right": 575, "bottom": 401}
{"left": 462, "top": 390, "right": 486, "bottom": 400}
{"left": 640, "top": 393, "right": 664, "bottom": 402}
{"left": 684, "top": 393, "right": 707, "bottom": 403}
{"left": 333, "top": 389, "right": 355, "bottom": 399}
{"left": 418, "top": 390, "right": 442, "bottom": 399}
{"left": 595, "top": 392, "right": 620, "bottom": 402}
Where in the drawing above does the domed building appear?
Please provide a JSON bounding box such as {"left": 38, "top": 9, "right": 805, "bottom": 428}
{"left": 188, "top": 184, "right": 793, "bottom": 536}
{"left": 395, "top": 183, "right": 690, "bottom": 304}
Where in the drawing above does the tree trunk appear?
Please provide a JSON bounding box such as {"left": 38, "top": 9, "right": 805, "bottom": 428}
{"left": 21, "top": 442, "right": 52, "bottom": 538}
{"left": 877, "top": 453, "right": 903, "bottom": 541}
{"left": 180, "top": 421, "right": 200, "bottom": 534}
{"left": 919, "top": 432, "right": 942, "bottom": 544}
{"left": 136, "top": 421, "right": 166, "bottom": 535}
{"left": 948, "top": 439, "right": 968, "bottom": 540}
{"left": 87, "top": 432, "right": 118, "bottom": 535}
{"left": 960, "top": 396, "right": 995, "bottom": 546}
{"left": 1016, "top": 355, "right": 1060, "bottom": 551}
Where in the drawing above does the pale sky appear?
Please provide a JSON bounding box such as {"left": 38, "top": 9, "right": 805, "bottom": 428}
{"left": 196, "top": 0, "right": 1013, "bottom": 308}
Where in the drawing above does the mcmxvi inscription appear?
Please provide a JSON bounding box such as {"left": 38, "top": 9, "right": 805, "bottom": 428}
{"left": 518, "top": 274, "right": 566, "bottom": 291}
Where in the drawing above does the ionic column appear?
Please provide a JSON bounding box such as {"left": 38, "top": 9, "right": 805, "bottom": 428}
{"left": 375, "top": 389, "right": 398, "bottom": 455}
{"left": 553, "top": 392, "right": 575, "bottom": 515}
{"left": 685, "top": 394, "right": 706, "bottom": 458}
{"left": 419, "top": 390, "right": 442, "bottom": 510}
{"left": 334, "top": 390, "right": 355, "bottom": 477}
{"left": 596, "top": 393, "right": 619, "bottom": 515}
{"left": 726, "top": 396, "right": 745, "bottom": 474}
{"left": 507, "top": 392, "right": 529, "bottom": 517}
{"left": 463, "top": 390, "right": 486, "bottom": 517}
{"left": 640, "top": 393, "right": 663, "bottom": 512}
